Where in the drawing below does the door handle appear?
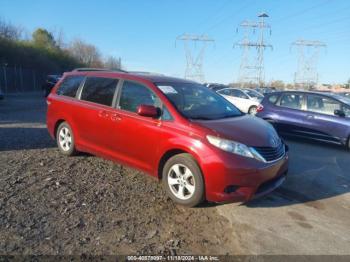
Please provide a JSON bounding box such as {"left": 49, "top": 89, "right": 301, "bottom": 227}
{"left": 306, "top": 115, "right": 314, "bottom": 119}
{"left": 110, "top": 113, "right": 122, "bottom": 121}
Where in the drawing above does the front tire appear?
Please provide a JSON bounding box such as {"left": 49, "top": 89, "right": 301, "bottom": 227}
{"left": 162, "top": 153, "right": 205, "bottom": 207}
{"left": 56, "top": 122, "right": 77, "bottom": 156}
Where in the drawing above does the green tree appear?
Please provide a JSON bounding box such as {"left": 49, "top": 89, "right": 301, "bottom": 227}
{"left": 32, "top": 28, "right": 56, "bottom": 49}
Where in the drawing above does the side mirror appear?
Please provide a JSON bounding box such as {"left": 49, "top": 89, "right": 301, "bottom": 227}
{"left": 334, "top": 109, "right": 345, "bottom": 117}
{"left": 137, "top": 104, "right": 160, "bottom": 118}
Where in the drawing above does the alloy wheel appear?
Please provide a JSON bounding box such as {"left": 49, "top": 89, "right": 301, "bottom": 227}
{"left": 58, "top": 127, "right": 72, "bottom": 152}
{"left": 167, "top": 164, "right": 196, "bottom": 200}
{"left": 249, "top": 106, "right": 257, "bottom": 115}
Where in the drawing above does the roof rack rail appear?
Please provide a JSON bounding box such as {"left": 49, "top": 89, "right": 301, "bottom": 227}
{"left": 129, "top": 71, "right": 164, "bottom": 76}
{"left": 72, "top": 68, "right": 128, "bottom": 73}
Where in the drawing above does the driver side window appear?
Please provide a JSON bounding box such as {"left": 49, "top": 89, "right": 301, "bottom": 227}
{"left": 306, "top": 95, "right": 341, "bottom": 116}
{"left": 118, "top": 81, "right": 161, "bottom": 113}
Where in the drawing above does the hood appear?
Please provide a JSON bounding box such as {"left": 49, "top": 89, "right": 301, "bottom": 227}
{"left": 194, "top": 115, "right": 280, "bottom": 147}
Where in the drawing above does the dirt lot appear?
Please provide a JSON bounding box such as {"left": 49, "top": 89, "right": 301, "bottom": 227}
{"left": 0, "top": 94, "right": 238, "bottom": 255}
{"left": 1, "top": 93, "right": 350, "bottom": 255}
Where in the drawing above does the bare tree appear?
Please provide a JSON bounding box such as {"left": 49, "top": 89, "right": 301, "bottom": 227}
{"left": 104, "top": 56, "right": 122, "bottom": 70}
{"left": 0, "top": 18, "right": 23, "bottom": 40}
{"left": 270, "top": 80, "right": 285, "bottom": 90}
{"left": 69, "top": 39, "right": 103, "bottom": 67}
{"left": 52, "top": 27, "right": 66, "bottom": 49}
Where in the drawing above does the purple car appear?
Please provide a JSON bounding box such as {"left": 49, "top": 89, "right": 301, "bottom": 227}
{"left": 256, "top": 91, "right": 350, "bottom": 149}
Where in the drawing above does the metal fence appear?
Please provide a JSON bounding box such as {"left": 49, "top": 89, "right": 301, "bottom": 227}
{"left": 0, "top": 66, "right": 48, "bottom": 93}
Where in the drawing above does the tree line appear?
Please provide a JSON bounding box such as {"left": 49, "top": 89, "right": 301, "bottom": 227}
{"left": 0, "top": 18, "right": 122, "bottom": 74}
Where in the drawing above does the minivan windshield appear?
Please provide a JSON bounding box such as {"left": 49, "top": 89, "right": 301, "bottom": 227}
{"left": 156, "top": 82, "right": 243, "bottom": 120}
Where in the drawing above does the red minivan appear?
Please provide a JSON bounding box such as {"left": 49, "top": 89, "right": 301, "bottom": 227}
{"left": 47, "top": 69, "right": 288, "bottom": 207}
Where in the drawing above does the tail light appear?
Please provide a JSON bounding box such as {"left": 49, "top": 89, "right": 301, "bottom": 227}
{"left": 257, "top": 104, "right": 264, "bottom": 112}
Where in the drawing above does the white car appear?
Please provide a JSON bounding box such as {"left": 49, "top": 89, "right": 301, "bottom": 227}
{"left": 217, "top": 88, "right": 264, "bottom": 114}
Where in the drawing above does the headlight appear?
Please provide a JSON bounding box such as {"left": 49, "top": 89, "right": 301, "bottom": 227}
{"left": 206, "top": 135, "right": 255, "bottom": 159}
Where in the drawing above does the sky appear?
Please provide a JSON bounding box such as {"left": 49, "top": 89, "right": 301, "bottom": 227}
{"left": 1, "top": 0, "right": 350, "bottom": 84}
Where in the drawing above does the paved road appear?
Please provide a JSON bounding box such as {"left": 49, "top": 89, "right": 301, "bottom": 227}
{"left": 217, "top": 137, "right": 350, "bottom": 254}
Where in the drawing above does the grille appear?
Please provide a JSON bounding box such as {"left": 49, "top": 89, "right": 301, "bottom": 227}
{"left": 253, "top": 141, "right": 285, "bottom": 162}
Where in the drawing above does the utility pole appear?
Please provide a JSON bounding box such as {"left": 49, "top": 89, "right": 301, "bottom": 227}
{"left": 234, "top": 13, "right": 272, "bottom": 88}
{"left": 176, "top": 34, "right": 214, "bottom": 83}
{"left": 291, "top": 39, "right": 326, "bottom": 90}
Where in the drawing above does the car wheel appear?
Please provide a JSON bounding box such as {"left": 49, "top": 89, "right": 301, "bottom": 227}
{"left": 56, "top": 122, "right": 77, "bottom": 156}
{"left": 162, "top": 153, "right": 205, "bottom": 207}
{"left": 248, "top": 106, "right": 258, "bottom": 115}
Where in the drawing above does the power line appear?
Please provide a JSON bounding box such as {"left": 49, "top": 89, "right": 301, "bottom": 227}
{"left": 273, "top": 0, "right": 333, "bottom": 24}
{"left": 203, "top": 0, "right": 255, "bottom": 34}
{"left": 192, "top": 0, "right": 232, "bottom": 33}
{"left": 273, "top": 14, "right": 350, "bottom": 39}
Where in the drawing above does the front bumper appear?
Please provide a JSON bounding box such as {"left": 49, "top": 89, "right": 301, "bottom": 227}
{"left": 202, "top": 147, "right": 289, "bottom": 203}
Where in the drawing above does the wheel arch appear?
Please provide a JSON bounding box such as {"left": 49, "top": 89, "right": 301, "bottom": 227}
{"left": 54, "top": 119, "right": 66, "bottom": 138}
{"left": 248, "top": 104, "right": 258, "bottom": 113}
{"left": 157, "top": 148, "right": 203, "bottom": 180}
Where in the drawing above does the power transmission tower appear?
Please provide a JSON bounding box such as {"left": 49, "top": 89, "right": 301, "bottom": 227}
{"left": 291, "top": 39, "right": 326, "bottom": 89}
{"left": 176, "top": 34, "right": 214, "bottom": 83}
{"left": 234, "top": 13, "right": 272, "bottom": 87}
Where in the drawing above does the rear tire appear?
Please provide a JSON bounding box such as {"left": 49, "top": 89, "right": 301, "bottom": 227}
{"left": 56, "top": 122, "right": 77, "bottom": 156}
{"left": 162, "top": 153, "right": 205, "bottom": 207}
{"left": 248, "top": 105, "right": 258, "bottom": 115}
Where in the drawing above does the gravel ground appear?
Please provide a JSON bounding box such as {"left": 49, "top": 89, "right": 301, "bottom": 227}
{"left": 0, "top": 94, "right": 238, "bottom": 255}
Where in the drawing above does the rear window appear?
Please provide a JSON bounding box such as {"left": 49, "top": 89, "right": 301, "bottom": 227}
{"left": 56, "top": 75, "right": 84, "bottom": 98}
{"left": 279, "top": 93, "right": 304, "bottom": 110}
{"left": 80, "top": 77, "right": 118, "bottom": 106}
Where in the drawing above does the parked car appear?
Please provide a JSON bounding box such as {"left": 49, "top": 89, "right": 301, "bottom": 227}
{"left": 47, "top": 69, "right": 288, "bottom": 207}
{"left": 254, "top": 87, "right": 276, "bottom": 94}
{"left": 0, "top": 87, "right": 4, "bottom": 100}
{"left": 340, "top": 92, "right": 350, "bottom": 98}
{"left": 217, "top": 88, "right": 264, "bottom": 114}
{"left": 256, "top": 91, "right": 350, "bottom": 149}
{"left": 204, "top": 83, "right": 228, "bottom": 92}
{"left": 42, "top": 75, "right": 61, "bottom": 97}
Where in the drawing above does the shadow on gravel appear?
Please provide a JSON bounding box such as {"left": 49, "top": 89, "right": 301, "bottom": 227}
{"left": 0, "top": 127, "right": 55, "bottom": 151}
{"left": 246, "top": 136, "right": 350, "bottom": 208}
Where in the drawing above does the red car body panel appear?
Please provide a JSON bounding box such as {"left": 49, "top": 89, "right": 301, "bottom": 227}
{"left": 47, "top": 71, "right": 289, "bottom": 203}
